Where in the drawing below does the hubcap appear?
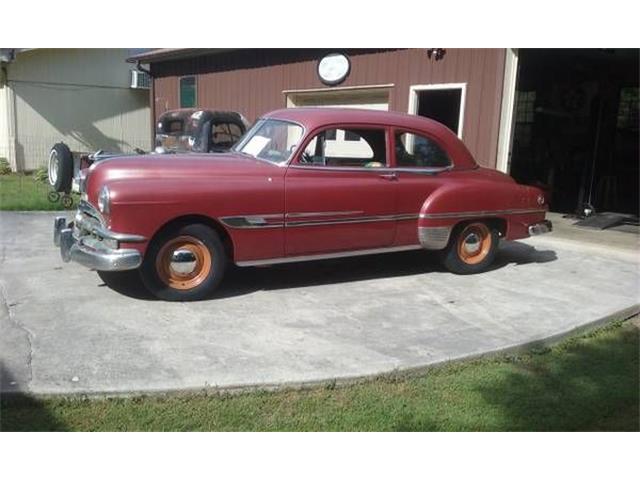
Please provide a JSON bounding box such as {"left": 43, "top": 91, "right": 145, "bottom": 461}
{"left": 170, "top": 249, "right": 198, "bottom": 275}
{"left": 48, "top": 151, "right": 59, "bottom": 185}
{"left": 462, "top": 233, "right": 481, "bottom": 255}
{"left": 156, "top": 236, "right": 212, "bottom": 290}
{"left": 457, "top": 223, "right": 492, "bottom": 265}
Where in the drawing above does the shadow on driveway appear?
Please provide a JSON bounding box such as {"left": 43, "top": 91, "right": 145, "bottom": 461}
{"left": 97, "top": 240, "right": 557, "bottom": 302}
{"left": 0, "top": 364, "right": 67, "bottom": 432}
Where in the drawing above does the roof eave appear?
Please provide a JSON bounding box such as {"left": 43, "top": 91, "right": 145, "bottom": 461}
{"left": 126, "top": 48, "right": 237, "bottom": 64}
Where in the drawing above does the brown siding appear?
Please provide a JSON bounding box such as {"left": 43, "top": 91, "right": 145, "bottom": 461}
{"left": 151, "top": 49, "right": 506, "bottom": 168}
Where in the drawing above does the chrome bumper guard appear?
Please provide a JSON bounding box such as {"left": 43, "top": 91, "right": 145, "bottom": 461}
{"left": 528, "top": 220, "right": 553, "bottom": 236}
{"left": 53, "top": 208, "right": 144, "bottom": 271}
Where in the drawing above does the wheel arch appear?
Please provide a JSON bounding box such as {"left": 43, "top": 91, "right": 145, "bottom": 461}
{"left": 148, "top": 214, "right": 235, "bottom": 261}
{"left": 459, "top": 217, "right": 507, "bottom": 238}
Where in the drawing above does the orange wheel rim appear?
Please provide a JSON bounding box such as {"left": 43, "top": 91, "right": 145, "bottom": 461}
{"left": 156, "top": 236, "right": 212, "bottom": 290}
{"left": 457, "top": 223, "right": 492, "bottom": 265}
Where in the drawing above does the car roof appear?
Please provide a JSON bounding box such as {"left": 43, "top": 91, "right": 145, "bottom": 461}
{"left": 263, "top": 108, "right": 477, "bottom": 169}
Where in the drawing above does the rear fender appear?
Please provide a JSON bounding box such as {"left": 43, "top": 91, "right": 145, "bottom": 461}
{"left": 417, "top": 182, "right": 533, "bottom": 249}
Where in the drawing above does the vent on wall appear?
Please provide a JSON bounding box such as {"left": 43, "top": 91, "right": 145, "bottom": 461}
{"left": 130, "top": 70, "right": 150, "bottom": 89}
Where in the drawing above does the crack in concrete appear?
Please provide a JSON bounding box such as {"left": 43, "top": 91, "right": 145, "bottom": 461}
{"left": 0, "top": 282, "right": 33, "bottom": 388}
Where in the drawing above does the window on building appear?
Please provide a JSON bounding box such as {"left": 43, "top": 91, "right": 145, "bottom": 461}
{"left": 395, "top": 131, "right": 451, "bottom": 168}
{"left": 515, "top": 90, "right": 537, "bottom": 147}
{"left": 179, "top": 76, "right": 196, "bottom": 108}
{"left": 617, "top": 87, "right": 639, "bottom": 131}
{"left": 516, "top": 90, "right": 536, "bottom": 123}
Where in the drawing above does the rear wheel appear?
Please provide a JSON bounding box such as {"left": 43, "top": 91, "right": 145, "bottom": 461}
{"left": 441, "top": 222, "right": 499, "bottom": 274}
{"left": 140, "top": 223, "right": 226, "bottom": 301}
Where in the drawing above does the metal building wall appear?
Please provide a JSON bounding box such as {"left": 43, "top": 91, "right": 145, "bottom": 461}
{"left": 0, "top": 83, "right": 11, "bottom": 164}
{"left": 151, "top": 49, "right": 506, "bottom": 168}
{"left": 6, "top": 49, "right": 151, "bottom": 171}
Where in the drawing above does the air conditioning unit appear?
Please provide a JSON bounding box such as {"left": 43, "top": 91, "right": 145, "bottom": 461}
{"left": 130, "top": 70, "right": 150, "bottom": 89}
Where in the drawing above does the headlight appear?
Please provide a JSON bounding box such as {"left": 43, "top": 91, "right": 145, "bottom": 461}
{"left": 97, "top": 185, "right": 110, "bottom": 214}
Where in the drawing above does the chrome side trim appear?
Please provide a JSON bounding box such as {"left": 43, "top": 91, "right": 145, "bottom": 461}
{"left": 236, "top": 244, "right": 423, "bottom": 267}
{"left": 288, "top": 165, "right": 452, "bottom": 174}
{"left": 285, "top": 210, "right": 363, "bottom": 218}
{"left": 420, "top": 208, "right": 546, "bottom": 219}
{"left": 286, "top": 213, "right": 418, "bottom": 228}
{"left": 393, "top": 213, "right": 420, "bottom": 222}
{"left": 219, "top": 214, "right": 284, "bottom": 229}
{"left": 220, "top": 212, "right": 419, "bottom": 229}
{"left": 418, "top": 226, "right": 452, "bottom": 250}
{"left": 393, "top": 166, "right": 453, "bottom": 175}
{"left": 289, "top": 165, "right": 389, "bottom": 173}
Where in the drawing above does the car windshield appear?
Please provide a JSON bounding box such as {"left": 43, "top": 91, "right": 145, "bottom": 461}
{"left": 233, "top": 119, "right": 303, "bottom": 164}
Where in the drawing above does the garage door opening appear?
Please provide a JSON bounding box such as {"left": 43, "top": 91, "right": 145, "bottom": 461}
{"left": 409, "top": 84, "right": 466, "bottom": 137}
{"left": 509, "top": 49, "right": 639, "bottom": 218}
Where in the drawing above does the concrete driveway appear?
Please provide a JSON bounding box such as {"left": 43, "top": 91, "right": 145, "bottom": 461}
{"left": 1, "top": 211, "right": 638, "bottom": 395}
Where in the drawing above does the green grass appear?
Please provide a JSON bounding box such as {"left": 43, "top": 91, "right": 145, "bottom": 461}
{"left": 1, "top": 318, "right": 638, "bottom": 432}
{"left": 0, "top": 173, "right": 76, "bottom": 211}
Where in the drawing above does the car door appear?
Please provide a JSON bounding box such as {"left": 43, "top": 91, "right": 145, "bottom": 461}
{"left": 392, "top": 128, "right": 453, "bottom": 245}
{"left": 284, "top": 125, "right": 398, "bottom": 256}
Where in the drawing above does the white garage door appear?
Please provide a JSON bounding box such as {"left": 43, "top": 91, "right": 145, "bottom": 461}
{"left": 288, "top": 88, "right": 389, "bottom": 111}
{"left": 287, "top": 88, "right": 389, "bottom": 158}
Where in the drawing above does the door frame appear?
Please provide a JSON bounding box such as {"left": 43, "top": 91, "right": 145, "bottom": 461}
{"left": 407, "top": 82, "right": 467, "bottom": 138}
{"left": 284, "top": 84, "right": 393, "bottom": 108}
{"left": 496, "top": 48, "right": 519, "bottom": 173}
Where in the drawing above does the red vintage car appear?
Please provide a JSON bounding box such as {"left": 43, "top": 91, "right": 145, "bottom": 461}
{"left": 54, "top": 108, "right": 551, "bottom": 301}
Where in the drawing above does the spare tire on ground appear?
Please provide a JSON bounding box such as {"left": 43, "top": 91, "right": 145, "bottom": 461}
{"left": 48, "top": 143, "right": 74, "bottom": 193}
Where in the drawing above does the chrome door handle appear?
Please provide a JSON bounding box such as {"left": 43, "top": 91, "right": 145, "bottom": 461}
{"left": 379, "top": 172, "right": 398, "bottom": 181}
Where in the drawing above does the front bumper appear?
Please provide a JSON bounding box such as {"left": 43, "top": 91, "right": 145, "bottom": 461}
{"left": 54, "top": 203, "right": 145, "bottom": 271}
{"left": 528, "top": 220, "right": 553, "bottom": 236}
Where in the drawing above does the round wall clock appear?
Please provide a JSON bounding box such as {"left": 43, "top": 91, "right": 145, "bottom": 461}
{"left": 317, "top": 53, "right": 351, "bottom": 86}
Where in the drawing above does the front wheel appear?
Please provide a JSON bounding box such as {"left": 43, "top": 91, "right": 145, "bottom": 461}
{"left": 140, "top": 223, "right": 227, "bottom": 301}
{"left": 440, "top": 222, "right": 499, "bottom": 274}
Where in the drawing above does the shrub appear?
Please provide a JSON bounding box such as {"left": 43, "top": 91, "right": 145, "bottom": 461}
{"left": 33, "top": 165, "right": 49, "bottom": 184}
{"left": 0, "top": 158, "right": 11, "bottom": 175}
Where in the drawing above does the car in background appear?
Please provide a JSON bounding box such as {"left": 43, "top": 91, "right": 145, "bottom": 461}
{"left": 53, "top": 108, "right": 552, "bottom": 301}
{"left": 47, "top": 109, "right": 248, "bottom": 195}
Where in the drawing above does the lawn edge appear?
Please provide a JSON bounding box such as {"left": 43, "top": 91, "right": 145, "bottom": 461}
{"left": 3, "top": 304, "right": 638, "bottom": 402}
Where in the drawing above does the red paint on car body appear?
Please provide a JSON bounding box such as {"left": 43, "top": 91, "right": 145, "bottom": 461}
{"left": 86, "top": 108, "right": 548, "bottom": 263}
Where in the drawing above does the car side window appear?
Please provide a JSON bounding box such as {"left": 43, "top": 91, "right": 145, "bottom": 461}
{"left": 395, "top": 131, "right": 451, "bottom": 168}
{"left": 210, "top": 122, "right": 243, "bottom": 151}
{"left": 300, "top": 128, "right": 387, "bottom": 168}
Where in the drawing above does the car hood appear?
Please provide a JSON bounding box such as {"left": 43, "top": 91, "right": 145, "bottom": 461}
{"left": 85, "top": 152, "right": 284, "bottom": 206}
{"left": 90, "top": 152, "right": 280, "bottom": 182}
